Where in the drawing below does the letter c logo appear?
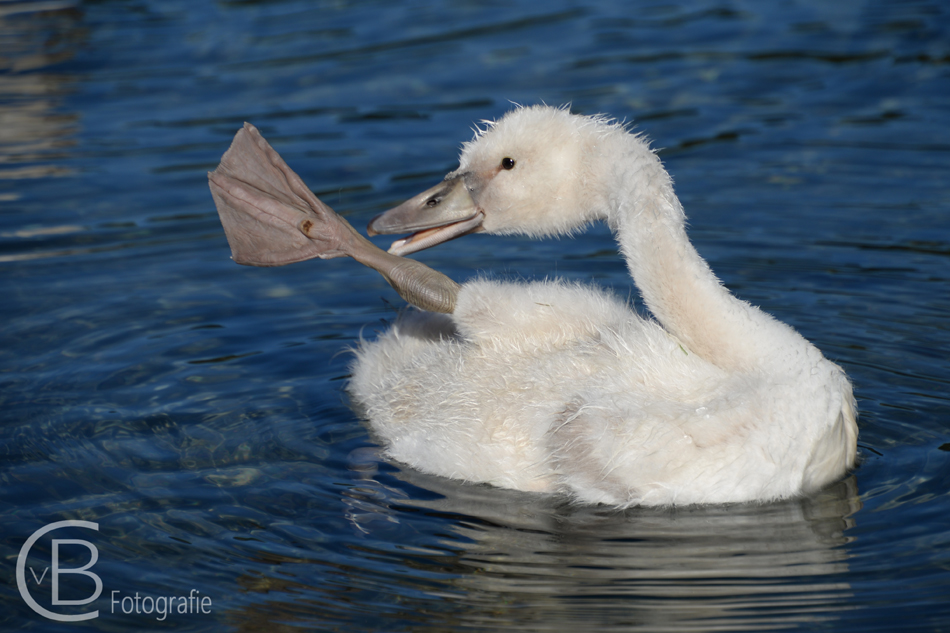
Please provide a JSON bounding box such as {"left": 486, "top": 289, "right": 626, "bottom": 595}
{"left": 17, "top": 520, "right": 101, "bottom": 622}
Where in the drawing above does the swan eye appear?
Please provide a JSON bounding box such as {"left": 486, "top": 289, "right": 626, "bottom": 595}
{"left": 501, "top": 157, "right": 516, "bottom": 170}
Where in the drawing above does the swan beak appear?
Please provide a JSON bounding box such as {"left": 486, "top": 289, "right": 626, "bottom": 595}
{"left": 368, "top": 174, "right": 484, "bottom": 256}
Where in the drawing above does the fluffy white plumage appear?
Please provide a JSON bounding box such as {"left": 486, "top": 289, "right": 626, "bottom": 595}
{"left": 349, "top": 105, "right": 857, "bottom": 507}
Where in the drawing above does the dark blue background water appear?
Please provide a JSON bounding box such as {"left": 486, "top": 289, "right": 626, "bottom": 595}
{"left": 2, "top": 1, "right": 948, "bottom": 630}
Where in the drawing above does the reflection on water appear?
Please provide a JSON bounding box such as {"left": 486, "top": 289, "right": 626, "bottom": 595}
{"left": 0, "top": 2, "right": 80, "bottom": 182}
{"left": 220, "top": 458, "right": 861, "bottom": 631}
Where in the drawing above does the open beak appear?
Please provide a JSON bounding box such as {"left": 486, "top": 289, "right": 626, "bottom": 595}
{"left": 368, "top": 174, "right": 484, "bottom": 256}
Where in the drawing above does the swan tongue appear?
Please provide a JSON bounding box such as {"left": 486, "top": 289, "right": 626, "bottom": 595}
{"left": 368, "top": 174, "right": 484, "bottom": 254}
{"left": 386, "top": 213, "right": 484, "bottom": 256}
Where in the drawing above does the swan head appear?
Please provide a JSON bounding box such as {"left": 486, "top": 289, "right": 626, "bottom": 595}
{"left": 369, "top": 105, "right": 624, "bottom": 256}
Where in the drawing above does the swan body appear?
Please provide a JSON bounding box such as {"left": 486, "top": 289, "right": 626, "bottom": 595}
{"left": 349, "top": 105, "right": 857, "bottom": 507}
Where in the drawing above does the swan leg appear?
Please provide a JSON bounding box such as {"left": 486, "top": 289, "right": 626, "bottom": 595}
{"left": 208, "top": 123, "right": 460, "bottom": 313}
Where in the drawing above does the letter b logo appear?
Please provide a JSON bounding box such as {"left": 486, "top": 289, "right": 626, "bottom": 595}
{"left": 17, "top": 520, "right": 102, "bottom": 622}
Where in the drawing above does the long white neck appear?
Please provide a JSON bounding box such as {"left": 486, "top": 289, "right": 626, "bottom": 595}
{"left": 604, "top": 140, "right": 803, "bottom": 372}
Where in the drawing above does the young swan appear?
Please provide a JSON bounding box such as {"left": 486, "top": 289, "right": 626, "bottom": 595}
{"left": 208, "top": 105, "right": 857, "bottom": 507}
{"left": 353, "top": 105, "right": 857, "bottom": 507}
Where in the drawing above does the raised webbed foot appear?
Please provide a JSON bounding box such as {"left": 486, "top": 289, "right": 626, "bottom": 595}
{"left": 208, "top": 123, "right": 460, "bottom": 314}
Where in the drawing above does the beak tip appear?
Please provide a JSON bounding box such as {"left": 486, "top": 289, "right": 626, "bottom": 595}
{"left": 366, "top": 214, "right": 383, "bottom": 236}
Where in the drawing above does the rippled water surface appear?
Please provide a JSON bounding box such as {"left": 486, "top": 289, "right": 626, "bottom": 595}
{"left": 2, "top": 1, "right": 949, "bottom": 631}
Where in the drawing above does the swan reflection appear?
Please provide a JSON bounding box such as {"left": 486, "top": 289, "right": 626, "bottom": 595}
{"left": 224, "top": 457, "right": 860, "bottom": 631}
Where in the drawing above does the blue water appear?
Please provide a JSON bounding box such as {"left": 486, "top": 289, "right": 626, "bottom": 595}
{"left": 2, "top": 0, "right": 949, "bottom": 630}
